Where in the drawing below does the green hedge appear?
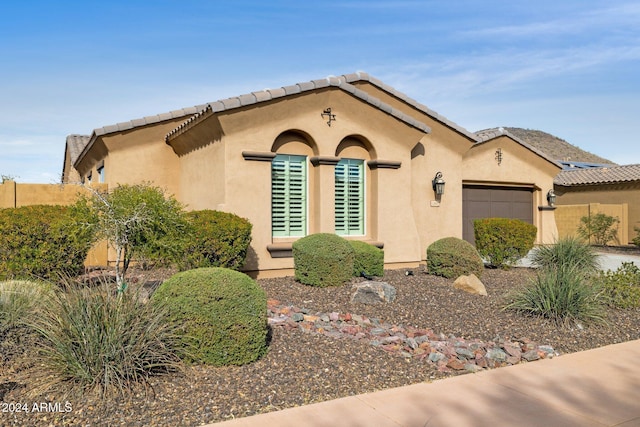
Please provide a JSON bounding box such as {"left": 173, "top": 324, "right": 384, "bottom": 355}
{"left": 427, "top": 237, "right": 484, "bottom": 279}
{"left": 349, "top": 241, "right": 384, "bottom": 277}
{"left": 151, "top": 268, "right": 267, "bottom": 366}
{"left": 180, "top": 210, "right": 252, "bottom": 271}
{"left": 0, "top": 205, "right": 95, "bottom": 280}
{"left": 474, "top": 218, "right": 537, "bottom": 268}
{"left": 293, "top": 233, "right": 354, "bottom": 287}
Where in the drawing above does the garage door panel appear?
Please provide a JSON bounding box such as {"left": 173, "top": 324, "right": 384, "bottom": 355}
{"left": 462, "top": 186, "right": 533, "bottom": 245}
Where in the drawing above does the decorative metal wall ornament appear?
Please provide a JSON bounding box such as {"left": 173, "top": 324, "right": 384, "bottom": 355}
{"left": 321, "top": 108, "right": 336, "bottom": 126}
{"left": 495, "top": 148, "right": 503, "bottom": 165}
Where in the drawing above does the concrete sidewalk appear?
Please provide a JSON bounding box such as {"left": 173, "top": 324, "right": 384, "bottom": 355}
{"left": 206, "top": 339, "right": 640, "bottom": 427}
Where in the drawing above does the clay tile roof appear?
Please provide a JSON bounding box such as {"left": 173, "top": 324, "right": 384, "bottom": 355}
{"left": 65, "top": 134, "right": 90, "bottom": 164}
{"left": 555, "top": 164, "right": 640, "bottom": 186}
{"left": 341, "top": 72, "right": 478, "bottom": 141}
{"left": 165, "top": 72, "right": 433, "bottom": 143}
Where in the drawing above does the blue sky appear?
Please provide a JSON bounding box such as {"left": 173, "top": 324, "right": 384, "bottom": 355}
{"left": 1, "top": 0, "right": 639, "bottom": 183}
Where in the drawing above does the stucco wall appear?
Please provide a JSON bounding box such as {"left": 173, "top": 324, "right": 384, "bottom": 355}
{"left": 75, "top": 119, "right": 186, "bottom": 197}
{"left": 556, "top": 185, "right": 639, "bottom": 244}
{"left": 0, "top": 181, "right": 109, "bottom": 266}
{"left": 175, "top": 89, "right": 432, "bottom": 274}
{"left": 462, "top": 137, "right": 560, "bottom": 244}
{"left": 554, "top": 203, "right": 629, "bottom": 245}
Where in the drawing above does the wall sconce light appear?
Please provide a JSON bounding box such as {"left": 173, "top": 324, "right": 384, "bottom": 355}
{"left": 547, "top": 189, "right": 556, "bottom": 206}
{"left": 432, "top": 172, "right": 445, "bottom": 196}
{"left": 321, "top": 108, "right": 336, "bottom": 126}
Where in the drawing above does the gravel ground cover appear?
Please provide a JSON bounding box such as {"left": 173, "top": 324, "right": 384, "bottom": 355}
{"left": 1, "top": 266, "right": 640, "bottom": 427}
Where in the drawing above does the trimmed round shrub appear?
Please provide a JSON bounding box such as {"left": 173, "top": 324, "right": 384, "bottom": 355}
{"left": 179, "top": 210, "right": 253, "bottom": 271}
{"left": 349, "top": 241, "right": 384, "bottom": 277}
{"left": 474, "top": 218, "right": 537, "bottom": 268}
{"left": 293, "top": 233, "right": 355, "bottom": 287}
{"left": 152, "top": 268, "right": 268, "bottom": 366}
{"left": 0, "top": 205, "right": 95, "bottom": 280}
{"left": 427, "top": 237, "right": 484, "bottom": 279}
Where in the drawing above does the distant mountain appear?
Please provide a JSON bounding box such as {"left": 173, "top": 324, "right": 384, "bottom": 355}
{"left": 502, "top": 127, "right": 616, "bottom": 165}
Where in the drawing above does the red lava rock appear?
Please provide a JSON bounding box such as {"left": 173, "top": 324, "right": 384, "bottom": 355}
{"left": 342, "top": 313, "right": 352, "bottom": 321}
{"left": 476, "top": 356, "right": 489, "bottom": 368}
{"left": 446, "top": 358, "right": 466, "bottom": 370}
{"left": 503, "top": 343, "right": 522, "bottom": 358}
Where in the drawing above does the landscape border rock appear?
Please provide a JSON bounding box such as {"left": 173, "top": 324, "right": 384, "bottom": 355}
{"left": 351, "top": 281, "right": 396, "bottom": 304}
{"left": 453, "top": 273, "right": 487, "bottom": 296}
{"left": 267, "top": 299, "right": 557, "bottom": 373}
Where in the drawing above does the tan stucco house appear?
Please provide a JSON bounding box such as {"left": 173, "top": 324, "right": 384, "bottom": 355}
{"left": 62, "top": 72, "right": 561, "bottom": 276}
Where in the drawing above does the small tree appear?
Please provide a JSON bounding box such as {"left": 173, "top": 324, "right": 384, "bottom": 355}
{"left": 633, "top": 226, "right": 640, "bottom": 247}
{"left": 74, "top": 183, "right": 187, "bottom": 292}
{"left": 577, "top": 213, "right": 619, "bottom": 246}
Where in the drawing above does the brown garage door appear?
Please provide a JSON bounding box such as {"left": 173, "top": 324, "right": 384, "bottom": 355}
{"left": 463, "top": 185, "right": 533, "bottom": 244}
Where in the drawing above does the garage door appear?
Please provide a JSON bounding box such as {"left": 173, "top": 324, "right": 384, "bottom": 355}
{"left": 463, "top": 186, "right": 533, "bottom": 244}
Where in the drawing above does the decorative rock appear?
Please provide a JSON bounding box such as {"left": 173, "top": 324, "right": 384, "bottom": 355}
{"left": 455, "top": 347, "right": 476, "bottom": 360}
{"left": 429, "top": 352, "right": 446, "bottom": 363}
{"left": 351, "top": 281, "right": 397, "bottom": 304}
{"left": 486, "top": 348, "right": 508, "bottom": 362}
{"left": 522, "top": 350, "right": 541, "bottom": 362}
{"left": 446, "top": 358, "right": 466, "bottom": 370}
{"left": 265, "top": 301, "right": 557, "bottom": 371}
{"left": 453, "top": 274, "right": 487, "bottom": 296}
{"left": 465, "top": 363, "right": 483, "bottom": 373}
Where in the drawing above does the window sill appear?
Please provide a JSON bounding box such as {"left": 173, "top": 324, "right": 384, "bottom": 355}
{"left": 267, "top": 240, "right": 384, "bottom": 258}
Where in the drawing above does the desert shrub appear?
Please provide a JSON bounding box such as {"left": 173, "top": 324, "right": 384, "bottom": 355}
{"left": 632, "top": 226, "right": 640, "bottom": 247}
{"left": 73, "top": 183, "right": 188, "bottom": 292}
{"left": 28, "top": 281, "right": 182, "bottom": 397}
{"left": 474, "top": 218, "right": 537, "bottom": 268}
{"left": 179, "top": 210, "right": 252, "bottom": 271}
{"left": 0, "top": 280, "right": 52, "bottom": 329}
{"left": 598, "top": 262, "right": 640, "bottom": 308}
{"left": 504, "top": 266, "right": 605, "bottom": 325}
{"left": 426, "top": 237, "right": 484, "bottom": 279}
{"left": 0, "top": 205, "right": 95, "bottom": 280}
{"left": 349, "top": 241, "right": 384, "bottom": 277}
{"left": 293, "top": 233, "right": 355, "bottom": 287}
{"left": 530, "top": 236, "right": 600, "bottom": 274}
{"left": 577, "top": 213, "right": 619, "bottom": 246}
{"left": 152, "top": 268, "right": 268, "bottom": 366}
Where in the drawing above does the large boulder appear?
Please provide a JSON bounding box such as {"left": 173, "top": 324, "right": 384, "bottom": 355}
{"left": 453, "top": 274, "right": 487, "bottom": 296}
{"left": 351, "top": 281, "right": 396, "bottom": 304}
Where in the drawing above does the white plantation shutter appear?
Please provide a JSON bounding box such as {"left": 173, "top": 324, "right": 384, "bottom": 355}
{"left": 335, "top": 159, "right": 364, "bottom": 235}
{"left": 272, "top": 155, "right": 307, "bottom": 237}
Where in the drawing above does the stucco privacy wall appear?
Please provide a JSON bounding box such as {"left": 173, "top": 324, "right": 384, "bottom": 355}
{"left": 462, "top": 136, "right": 560, "bottom": 244}
{"left": 556, "top": 199, "right": 632, "bottom": 245}
{"left": 0, "top": 181, "right": 109, "bottom": 266}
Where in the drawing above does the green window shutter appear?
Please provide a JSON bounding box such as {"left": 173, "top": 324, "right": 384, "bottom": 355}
{"left": 272, "top": 155, "right": 307, "bottom": 237}
{"left": 335, "top": 159, "right": 364, "bottom": 235}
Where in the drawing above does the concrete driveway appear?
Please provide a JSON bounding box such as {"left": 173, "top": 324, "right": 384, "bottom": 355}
{"left": 516, "top": 248, "right": 640, "bottom": 271}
